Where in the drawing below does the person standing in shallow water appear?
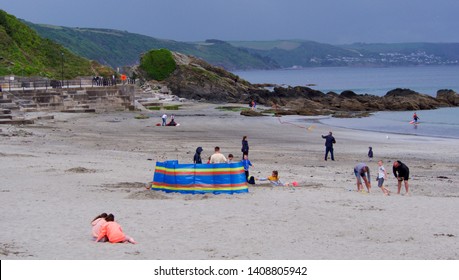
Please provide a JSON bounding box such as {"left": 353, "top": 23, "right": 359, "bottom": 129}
{"left": 321, "top": 132, "right": 336, "bottom": 161}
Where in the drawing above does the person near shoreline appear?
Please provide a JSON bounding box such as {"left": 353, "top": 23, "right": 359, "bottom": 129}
{"left": 354, "top": 162, "right": 371, "bottom": 193}
{"left": 95, "top": 214, "right": 136, "bottom": 244}
{"left": 258, "top": 170, "right": 289, "bottom": 187}
{"left": 210, "top": 146, "right": 227, "bottom": 163}
{"left": 241, "top": 136, "right": 249, "bottom": 157}
{"left": 321, "top": 131, "right": 336, "bottom": 161}
{"left": 193, "top": 147, "right": 203, "bottom": 164}
{"left": 241, "top": 154, "right": 253, "bottom": 181}
{"left": 393, "top": 160, "right": 410, "bottom": 195}
{"left": 376, "top": 160, "right": 390, "bottom": 196}
{"left": 413, "top": 112, "right": 420, "bottom": 123}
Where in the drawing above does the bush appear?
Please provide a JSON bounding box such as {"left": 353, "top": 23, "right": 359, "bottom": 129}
{"left": 140, "top": 49, "right": 176, "bottom": 81}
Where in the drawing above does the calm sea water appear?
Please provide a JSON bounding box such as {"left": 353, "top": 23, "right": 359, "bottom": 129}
{"left": 234, "top": 66, "right": 459, "bottom": 138}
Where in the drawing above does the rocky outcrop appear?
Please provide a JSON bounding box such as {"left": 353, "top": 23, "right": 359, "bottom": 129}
{"left": 436, "top": 89, "right": 459, "bottom": 106}
{"left": 140, "top": 51, "right": 459, "bottom": 115}
{"left": 160, "top": 53, "right": 252, "bottom": 103}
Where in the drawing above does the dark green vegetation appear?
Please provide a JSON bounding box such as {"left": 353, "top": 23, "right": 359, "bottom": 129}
{"left": 139, "top": 49, "right": 176, "bottom": 81}
{"left": 147, "top": 105, "right": 181, "bottom": 110}
{"left": 0, "top": 10, "right": 112, "bottom": 78}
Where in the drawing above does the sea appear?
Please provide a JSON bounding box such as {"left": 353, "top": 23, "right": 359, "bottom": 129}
{"left": 234, "top": 65, "right": 459, "bottom": 139}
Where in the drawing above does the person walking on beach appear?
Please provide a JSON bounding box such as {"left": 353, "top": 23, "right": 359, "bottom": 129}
{"left": 393, "top": 160, "right": 410, "bottom": 195}
{"left": 210, "top": 146, "right": 227, "bottom": 163}
{"left": 161, "top": 113, "right": 167, "bottom": 126}
{"left": 354, "top": 163, "right": 371, "bottom": 193}
{"left": 241, "top": 136, "right": 249, "bottom": 157}
{"left": 95, "top": 214, "right": 136, "bottom": 244}
{"left": 376, "top": 160, "right": 390, "bottom": 196}
{"left": 193, "top": 147, "right": 203, "bottom": 164}
{"left": 321, "top": 131, "right": 336, "bottom": 161}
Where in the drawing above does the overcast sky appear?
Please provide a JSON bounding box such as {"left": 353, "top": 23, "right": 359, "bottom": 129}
{"left": 2, "top": 0, "right": 459, "bottom": 44}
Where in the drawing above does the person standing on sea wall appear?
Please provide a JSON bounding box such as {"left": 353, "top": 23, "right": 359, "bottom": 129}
{"left": 321, "top": 132, "right": 336, "bottom": 161}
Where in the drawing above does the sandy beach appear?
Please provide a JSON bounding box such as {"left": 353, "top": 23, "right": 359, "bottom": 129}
{"left": 1, "top": 101, "right": 458, "bottom": 260}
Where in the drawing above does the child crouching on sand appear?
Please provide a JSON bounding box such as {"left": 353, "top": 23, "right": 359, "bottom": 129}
{"left": 95, "top": 214, "right": 136, "bottom": 244}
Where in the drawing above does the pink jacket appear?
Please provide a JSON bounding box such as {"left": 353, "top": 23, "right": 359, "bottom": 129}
{"left": 91, "top": 218, "right": 107, "bottom": 238}
{"left": 96, "top": 221, "right": 126, "bottom": 243}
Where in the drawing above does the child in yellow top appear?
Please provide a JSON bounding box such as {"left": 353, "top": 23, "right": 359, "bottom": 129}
{"left": 258, "top": 170, "right": 289, "bottom": 186}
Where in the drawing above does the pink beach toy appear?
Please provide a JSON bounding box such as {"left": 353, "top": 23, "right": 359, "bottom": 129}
{"left": 291, "top": 181, "right": 298, "bottom": 187}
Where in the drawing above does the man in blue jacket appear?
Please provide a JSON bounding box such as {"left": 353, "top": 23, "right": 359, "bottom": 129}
{"left": 321, "top": 131, "right": 336, "bottom": 161}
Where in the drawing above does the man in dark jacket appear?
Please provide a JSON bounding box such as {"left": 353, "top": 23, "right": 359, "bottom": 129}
{"left": 393, "top": 160, "right": 410, "bottom": 195}
{"left": 321, "top": 132, "right": 336, "bottom": 161}
{"left": 193, "top": 147, "right": 203, "bottom": 164}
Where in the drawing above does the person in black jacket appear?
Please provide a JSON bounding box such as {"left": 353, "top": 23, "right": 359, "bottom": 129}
{"left": 241, "top": 136, "right": 249, "bottom": 158}
{"left": 393, "top": 160, "right": 410, "bottom": 195}
{"left": 321, "top": 132, "right": 336, "bottom": 161}
{"left": 193, "top": 147, "right": 203, "bottom": 164}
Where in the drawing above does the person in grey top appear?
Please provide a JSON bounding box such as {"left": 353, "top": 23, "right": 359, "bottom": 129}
{"left": 354, "top": 163, "right": 371, "bottom": 193}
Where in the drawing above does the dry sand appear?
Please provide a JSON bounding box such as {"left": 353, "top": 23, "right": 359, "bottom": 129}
{"left": 1, "top": 102, "right": 458, "bottom": 260}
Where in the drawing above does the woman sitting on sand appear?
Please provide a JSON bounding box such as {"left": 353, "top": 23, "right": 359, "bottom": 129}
{"left": 91, "top": 213, "right": 108, "bottom": 241}
{"left": 258, "top": 170, "right": 289, "bottom": 187}
{"left": 95, "top": 214, "right": 136, "bottom": 244}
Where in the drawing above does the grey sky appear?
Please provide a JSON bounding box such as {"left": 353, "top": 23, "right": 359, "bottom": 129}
{"left": 2, "top": 0, "right": 458, "bottom": 44}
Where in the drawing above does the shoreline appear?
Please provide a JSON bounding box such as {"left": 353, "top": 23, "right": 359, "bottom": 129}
{"left": 314, "top": 107, "right": 459, "bottom": 140}
{"left": 1, "top": 102, "right": 458, "bottom": 259}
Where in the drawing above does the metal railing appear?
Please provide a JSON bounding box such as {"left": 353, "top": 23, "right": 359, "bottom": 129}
{"left": 0, "top": 76, "right": 136, "bottom": 92}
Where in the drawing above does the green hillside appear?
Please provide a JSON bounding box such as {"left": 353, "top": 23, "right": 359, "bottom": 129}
{"left": 18, "top": 13, "right": 459, "bottom": 71}
{"left": 0, "top": 10, "right": 112, "bottom": 78}
{"left": 26, "top": 23, "right": 278, "bottom": 70}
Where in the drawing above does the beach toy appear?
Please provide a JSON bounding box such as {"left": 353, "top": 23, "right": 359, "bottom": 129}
{"left": 292, "top": 181, "right": 298, "bottom": 187}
